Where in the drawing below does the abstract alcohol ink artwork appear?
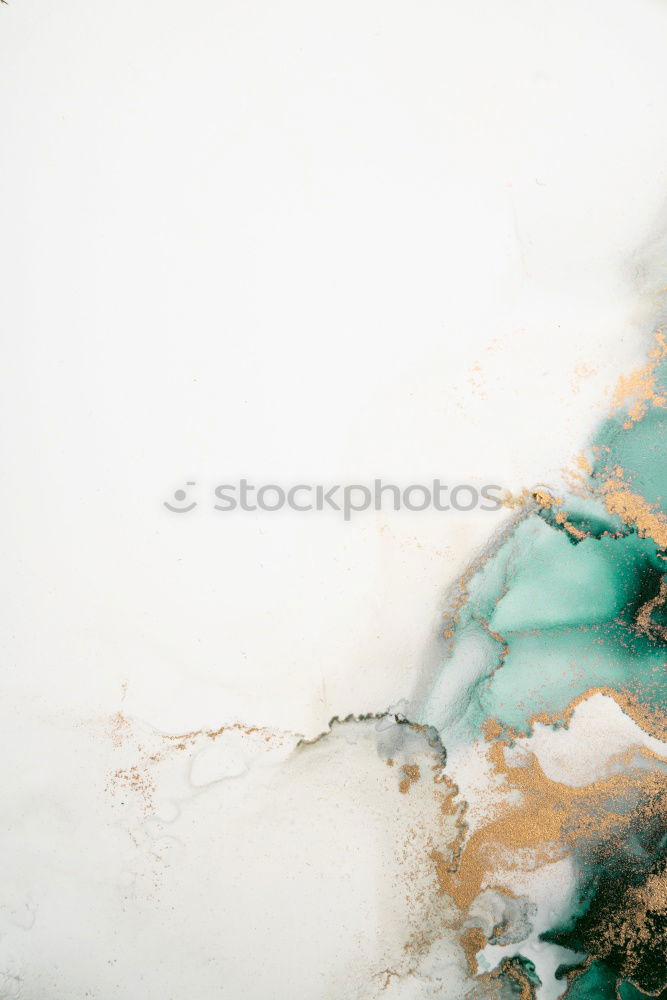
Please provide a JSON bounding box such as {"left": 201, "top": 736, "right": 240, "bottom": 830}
{"left": 2, "top": 2, "right": 667, "bottom": 998}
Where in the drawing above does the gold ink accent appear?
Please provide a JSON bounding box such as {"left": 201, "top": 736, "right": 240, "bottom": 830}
{"left": 502, "top": 488, "right": 562, "bottom": 511}
{"left": 554, "top": 509, "right": 587, "bottom": 541}
{"left": 399, "top": 763, "right": 421, "bottom": 794}
{"left": 460, "top": 926, "right": 487, "bottom": 976}
{"left": 610, "top": 329, "right": 667, "bottom": 428}
{"left": 635, "top": 576, "right": 667, "bottom": 640}
{"left": 599, "top": 468, "right": 667, "bottom": 549}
